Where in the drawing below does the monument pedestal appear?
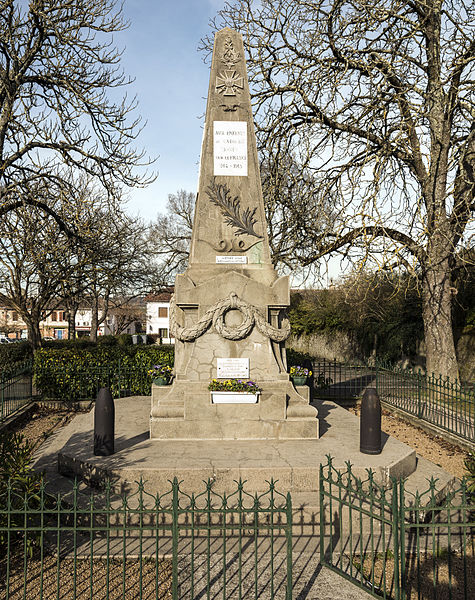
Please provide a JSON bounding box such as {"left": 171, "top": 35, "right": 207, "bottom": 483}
{"left": 151, "top": 381, "right": 318, "bottom": 440}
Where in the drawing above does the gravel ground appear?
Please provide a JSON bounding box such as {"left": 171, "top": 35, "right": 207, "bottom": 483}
{"left": 347, "top": 405, "right": 471, "bottom": 479}
{"left": 6, "top": 406, "right": 78, "bottom": 453}
{"left": 1, "top": 555, "right": 172, "bottom": 600}
{"left": 350, "top": 544, "right": 475, "bottom": 600}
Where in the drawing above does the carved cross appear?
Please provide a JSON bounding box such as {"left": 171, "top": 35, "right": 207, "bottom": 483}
{"left": 216, "top": 70, "right": 244, "bottom": 96}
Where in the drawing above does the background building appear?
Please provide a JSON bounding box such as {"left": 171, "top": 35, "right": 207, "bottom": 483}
{"left": 145, "top": 287, "right": 175, "bottom": 344}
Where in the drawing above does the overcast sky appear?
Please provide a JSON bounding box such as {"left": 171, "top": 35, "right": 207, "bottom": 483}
{"left": 118, "top": 0, "right": 227, "bottom": 222}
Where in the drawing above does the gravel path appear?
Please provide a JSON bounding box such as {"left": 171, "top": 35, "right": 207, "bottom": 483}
{"left": 348, "top": 405, "right": 471, "bottom": 479}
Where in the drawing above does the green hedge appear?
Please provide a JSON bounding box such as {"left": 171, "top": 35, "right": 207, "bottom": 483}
{"left": 34, "top": 345, "right": 174, "bottom": 401}
{"left": 0, "top": 342, "right": 32, "bottom": 371}
{"left": 286, "top": 348, "right": 313, "bottom": 367}
{"left": 33, "top": 344, "right": 314, "bottom": 402}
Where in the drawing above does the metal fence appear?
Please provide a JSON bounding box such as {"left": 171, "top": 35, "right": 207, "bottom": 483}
{"left": 0, "top": 476, "right": 293, "bottom": 600}
{"left": 319, "top": 456, "right": 475, "bottom": 600}
{"left": 312, "top": 358, "right": 475, "bottom": 445}
{"left": 0, "top": 360, "right": 34, "bottom": 421}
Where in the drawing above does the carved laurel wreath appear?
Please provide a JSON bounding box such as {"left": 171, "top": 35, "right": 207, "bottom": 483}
{"left": 206, "top": 179, "right": 262, "bottom": 239}
{"left": 170, "top": 293, "right": 290, "bottom": 343}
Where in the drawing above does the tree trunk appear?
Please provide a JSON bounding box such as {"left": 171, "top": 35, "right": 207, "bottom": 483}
{"left": 66, "top": 303, "right": 78, "bottom": 339}
{"left": 421, "top": 259, "right": 459, "bottom": 381}
{"left": 90, "top": 299, "right": 99, "bottom": 342}
{"left": 24, "top": 316, "right": 42, "bottom": 350}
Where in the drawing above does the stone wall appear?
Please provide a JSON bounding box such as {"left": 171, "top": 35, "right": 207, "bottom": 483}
{"left": 287, "top": 329, "right": 475, "bottom": 383}
{"left": 287, "top": 331, "right": 365, "bottom": 364}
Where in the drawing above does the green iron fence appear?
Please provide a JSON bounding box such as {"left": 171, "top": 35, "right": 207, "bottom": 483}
{"left": 319, "top": 456, "right": 475, "bottom": 600}
{"left": 0, "top": 360, "right": 34, "bottom": 422}
{"left": 0, "top": 476, "right": 293, "bottom": 600}
{"left": 312, "top": 358, "right": 475, "bottom": 445}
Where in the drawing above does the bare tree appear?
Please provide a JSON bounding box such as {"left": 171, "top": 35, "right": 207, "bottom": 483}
{"left": 0, "top": 0, "right": 154, "bottom": 231}
{"left": 0, "top": 176, "right": 155, "bottom": 347}
{"left": 107, "top": 301, "right": 146, "bottom": 335}
{"left": 260, "top": 148, "right": 334, "bottom": 282}
{"left": 149, "top": 190, "right": 195, "bottom": 284}
{"left": 206, "top": 0, "right": 475, "bottom": 379}
{"left": 0, "top": 200, "right": 85, "bottom": 347}
{"left": 83, "top": 209, "right": 157, "bottom": 341}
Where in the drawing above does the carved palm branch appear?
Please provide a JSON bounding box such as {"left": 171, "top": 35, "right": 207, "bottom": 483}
{"left": 206, "top": 179, "right": 263, "bottom": 239}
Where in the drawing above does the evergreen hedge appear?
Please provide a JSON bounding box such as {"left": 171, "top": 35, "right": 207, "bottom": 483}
{"left": 34, "top": 345, "right": 174, "bottom": 401}
{"left": 0, "top": 341, "right": 32, "bottom": 371}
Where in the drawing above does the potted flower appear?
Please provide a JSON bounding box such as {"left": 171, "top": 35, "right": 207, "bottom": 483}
{"left": 148, "top": 364, "right": 173, "bottom": 386}
{"left": 289, "top": 365, "right": 312, "bottom": 386}
{"left": 208, "top": 379, "right": 261, "bottom": 404}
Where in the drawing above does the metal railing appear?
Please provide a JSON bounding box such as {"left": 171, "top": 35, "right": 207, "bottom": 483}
{"left": 0, "top": 360, "right": 34, "bottom": 422}
{"left": 0, "top": 476, "right": 293, "bottom": 600}
{"left": 312, "top": 358, "right": 475, "bottom": 445}
{"left": 319, "top": 456, "right": 475, "bottom": 600}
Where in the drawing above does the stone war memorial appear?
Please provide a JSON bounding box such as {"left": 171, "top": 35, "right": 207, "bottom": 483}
{"left": 52, "top": 28, "right": 418, "bottom": 497}
{"left": 150, "top": 28, "right": 319, "bottom": 441}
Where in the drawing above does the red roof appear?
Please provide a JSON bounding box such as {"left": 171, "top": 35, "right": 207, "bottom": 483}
{"left": 145, "top": 287, "right": 174, "bottom": 302}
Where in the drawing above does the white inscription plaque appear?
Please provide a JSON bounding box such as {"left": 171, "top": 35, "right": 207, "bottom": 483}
{"left": 216, "top": 256, "right": 247, "bottom": 264}
{"left": 217, "top": 358, "right": 250, "bottom": 378}
{"left": 214, "top": 121, "right": 248, "bottom": 176}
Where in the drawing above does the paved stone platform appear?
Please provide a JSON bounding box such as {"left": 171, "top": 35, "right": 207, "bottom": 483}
{"left": 34, "top": 396, "right": 417, "bottom": 496}
{"left": 31, "top": 396, "right": 456, "bottom": 600}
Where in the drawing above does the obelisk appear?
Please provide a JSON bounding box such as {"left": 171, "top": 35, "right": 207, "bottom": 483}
{"left": 150, "top": 28, "right": 318, "bottom": 439}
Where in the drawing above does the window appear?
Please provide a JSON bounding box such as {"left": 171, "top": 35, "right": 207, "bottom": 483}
{"left": 52, "top": 311, "right": 57, "bottom": 321}
{"left": 158, "top": 328, "right": 168, "bottom": 338}
{"left": 158, "top": 307, "right": 168, "bottom": 318}
{"left": 12, "top": 311, "right": 18, "bottom": 321}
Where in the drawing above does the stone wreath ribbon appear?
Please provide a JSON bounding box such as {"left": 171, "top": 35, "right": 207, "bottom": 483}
{"left": 169, "top": 293, "right": 290, "bottom": 343}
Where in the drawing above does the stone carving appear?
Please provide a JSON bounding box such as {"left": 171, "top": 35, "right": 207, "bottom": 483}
{"left": 210, "top": 238, "right": 261, "bottom": 252}
{"left": 170, "top": 292, "right": 291, "bottom": 343}
{"left": 216, "top": 35, "right": 243, "bottom": 97}
{"left": 206, "top": 178, "right": 262, "bottom": 239}
{"left": 216, "top": 70, "right": 244, "bottom": 96}
{"left": 220, "top": 35, "right": 240, "bottom": 67}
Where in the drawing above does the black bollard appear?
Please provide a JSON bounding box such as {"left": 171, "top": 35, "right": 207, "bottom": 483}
{"left": 360, "top": 388, "right": 382, "bottom": 455}
{"left": 94, "top": 387, "right": 115, "bottom": 456}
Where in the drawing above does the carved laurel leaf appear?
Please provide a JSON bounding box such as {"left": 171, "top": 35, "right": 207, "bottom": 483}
{"left": 206, "top": 178, "right": 263, "bottom": 239}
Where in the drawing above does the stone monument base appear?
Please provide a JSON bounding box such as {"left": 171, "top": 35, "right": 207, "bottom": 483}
{"left": 50, "top": 397, "right": 418, "bottom": 497}
{"left": 150, "top": 381, "right": 319, "bottom": 440}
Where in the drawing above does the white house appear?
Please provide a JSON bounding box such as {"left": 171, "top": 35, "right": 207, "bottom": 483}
{"left": 145, "top": 288, "right": 175, "bottom": 344}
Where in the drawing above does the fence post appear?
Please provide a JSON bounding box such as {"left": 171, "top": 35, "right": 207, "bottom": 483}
{"left": 28, "top": 359, "right": 33, "bottom": 400}
{"left": 391, "top": 477, "right": 401, "bottom": 600}
{"left": 399, "top": 478, "right": 406, "bottom": 600}
{"left": 172, "top": 477, "right": 179, "bottom": 599}
{"left": 319, "top": 463, "right": 325, "bottom": 566}
{"left": 286, "top": 491, "right": 293, "bottom": 600}
{"left": 1, "top": 371, "right": 4, "bottom": 420}
{"left": 375, "top": 360, "right": 379, "bottom": 395}
{"left": 417, "top": 373, "right": 423, "bottom": 418}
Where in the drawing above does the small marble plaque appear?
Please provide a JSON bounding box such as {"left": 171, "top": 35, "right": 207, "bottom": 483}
{"left": 217, "top": 358, "right": 250, "bottom": 378}
{"left": 214, "top": 121, "right": 247, "bottom": 175}
{"left": 216, "top": 256, "right": 247, "bottom": 264}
